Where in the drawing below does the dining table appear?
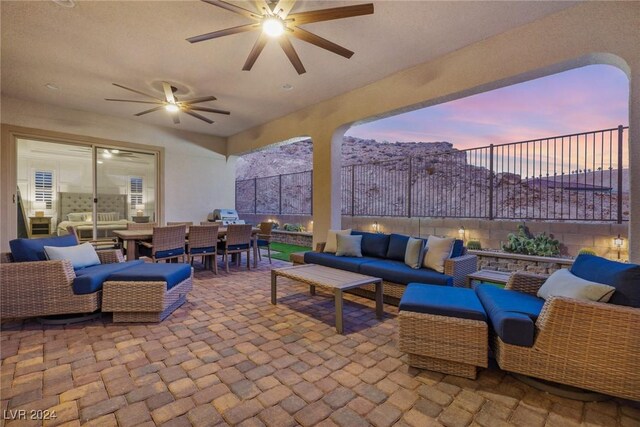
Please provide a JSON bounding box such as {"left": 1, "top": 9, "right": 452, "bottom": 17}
{"left": 112, "top": 226, "right": 261, "bottom": 267}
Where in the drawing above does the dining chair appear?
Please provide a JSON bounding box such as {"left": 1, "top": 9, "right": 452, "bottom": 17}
{"left": 138, "top": 224, "right": 187, "bottom": 263}
{"left": 186, "top": 225, "right": 219, "bottom": 274}
{"left": 255, "top": 222, "right": 274, "bottom": 264}
{"left": 167, "top": 221, "right": 193, "bottom": 226}
{"left": 218, "top": 224, "right": 252, "bottom": 273}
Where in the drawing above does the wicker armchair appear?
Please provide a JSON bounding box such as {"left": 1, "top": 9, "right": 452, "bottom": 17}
{"left": 0, "top": 249, "right": 125, "bottom": 319}
{"left": 255, "top": 222, "right": 274, "bottom": 263}
{"left": 138, "top": 225, "right": 187, "bottom": 263}
{"left": 219, "top": 224, "right": 253, "bottom": 273}
{"left": 494, "top": 271, "right": 640, "bottom": 401}
{"left": 312, "top": 242, "right": 477, "bottom": 304}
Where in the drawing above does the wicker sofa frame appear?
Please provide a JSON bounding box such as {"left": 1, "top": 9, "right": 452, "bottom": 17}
{"left": 495, "top": 272, "right": 640, "bottom": 401}
{"left": 0, "top": 250, "right": 124, "bottom": 320}
{"left": 302, "top": 243, "right": 477, "bottom": 305}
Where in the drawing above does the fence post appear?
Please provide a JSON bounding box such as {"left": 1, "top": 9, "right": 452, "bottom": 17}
{"left": 617, "top": 125, "right": 624, "bottom": 224}
{"left": 351, "top": 165, "right": 355, "bottom": 216}
{"left": 254, "top": 177, "right": 257, "bottom": 214}
{"left": 407, "top": 157, "right": 412, "bottom": 218}
{"left": 488, "top": 144, "right": 494, "bottom": 220}
{"left": 279, "top": 174, "right": 282, "bottom": 214}
{"left": 309, "top": 171, "right": 313, "bottom": 215}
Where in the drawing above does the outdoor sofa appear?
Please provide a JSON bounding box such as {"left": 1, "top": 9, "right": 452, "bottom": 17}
{"left": 302, "top": 231, "right": 477, "bottom": 304}
{"left": 398, "top": 254, "right": 640, "bottom": 401}
{"left": 1, "top": 235, "right": 192, "bottom": 322}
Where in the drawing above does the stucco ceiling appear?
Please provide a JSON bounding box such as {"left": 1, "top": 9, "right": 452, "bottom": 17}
{"left": 1, "top": 1, "right": 576, "bottom": 138}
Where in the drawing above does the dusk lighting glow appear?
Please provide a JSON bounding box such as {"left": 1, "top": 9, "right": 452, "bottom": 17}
{"left": 347, "top": 65, "right": 629, "bottom": 150}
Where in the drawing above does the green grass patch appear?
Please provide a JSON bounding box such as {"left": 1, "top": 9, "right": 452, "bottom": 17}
{"left": 269, "top": 242, "right": 312, "bottom": 262}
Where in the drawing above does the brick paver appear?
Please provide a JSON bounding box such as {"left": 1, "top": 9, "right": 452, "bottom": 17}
{"left": 1, "top": 260, "right": 637, "bottom": 426}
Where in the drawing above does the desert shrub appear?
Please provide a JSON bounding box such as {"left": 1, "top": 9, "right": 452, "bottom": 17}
{"left": 578, "top": 248, "right": 597, "bottom": 256}
{"left": 466, "top": 240, "right": 482, "bottom": 250}
{"left": 502, "top": 224, "right": 560, "bottom": 257}
{"left": 283, "top": 223, "right": 305, "bottom": 232}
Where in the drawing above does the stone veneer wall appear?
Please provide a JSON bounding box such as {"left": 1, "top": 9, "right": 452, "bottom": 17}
{"left": 271, "top": 230, "right": 313, "bottom": 247}
{"left": 470, "top": 250, "right": 574, "bottom": 275}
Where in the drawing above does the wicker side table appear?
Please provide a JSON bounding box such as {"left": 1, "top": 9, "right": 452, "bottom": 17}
{"left": 398, "top": 284, "right": 488, "bottom": 379}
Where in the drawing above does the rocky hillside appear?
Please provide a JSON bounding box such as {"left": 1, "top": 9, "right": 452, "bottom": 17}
{"left": 235, "top": 136, "right": 455, "bottom": 179}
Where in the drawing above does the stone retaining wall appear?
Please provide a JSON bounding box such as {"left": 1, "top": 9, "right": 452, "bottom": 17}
{"left": 271, "top": 230, "right": 313, "bottom": 247}
{"left": 470, "top": 250, "right": 574, "bottom": 275}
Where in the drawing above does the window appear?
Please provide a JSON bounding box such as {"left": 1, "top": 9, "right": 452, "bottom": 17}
{"left": 130, "top": 177, "right": 143, "bottom": 206}
{"left": 34, "top": 170, "right": 53, "bottom": 209}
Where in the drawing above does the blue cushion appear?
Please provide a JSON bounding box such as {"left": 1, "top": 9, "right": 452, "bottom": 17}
{"left": 9, "top": 235, "right": 78, "bottom": 262}
{"left": 73, "top": 260, "right": 144, "bottom": 295}
{"left": 400, "top": 283, "right": 487, "bottom": 322}
{"left": 106, "top": 263, "right": 192, "bottom": 290}
{"left": 475, "top": 284, "right": 544, "bottom": 347}
{"left": 257, "top": 239, "right": 270, "bottom": 247}
{"left": 190, "top": 246, "right": 215, "bottom": 255}
{"left": 303, "top": 251, "right": 377, "bottom": 273}
{"left": 451, "top": 239, "right": 464, "bottom": 258}
{"left": 139, "top": 245, "right": 185, "bottom": 259}
{"left": 571, "top": 254, "right": 640, "bottom": 308}
{"left": 352, "top": 231, "right": 390, "bottom": 258}
{"left": 386, "top": 234, "right": 410, "bottom": 261}
{"left": 359, "top": 260, "right": 453, "bottom": 286}
{"left": 217, "top": 242, "right": 250, "bottom": 251}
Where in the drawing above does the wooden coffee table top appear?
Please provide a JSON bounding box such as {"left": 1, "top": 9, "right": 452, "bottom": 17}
{"left": 272, "top": 264, "right": 381, "bottom": 291}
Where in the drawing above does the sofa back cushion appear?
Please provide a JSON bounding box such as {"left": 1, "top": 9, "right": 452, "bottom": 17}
{"left": 10, "top": 234, "right": 78, "bottom": 262}
{"left": 570, "top": 254, "right": 640, "bottom": 307}
{"left": 386, "top": 234, "right": 410, "bottom": 261}
{"left": 351, "top": 231, "right": 390, "bottom": 258}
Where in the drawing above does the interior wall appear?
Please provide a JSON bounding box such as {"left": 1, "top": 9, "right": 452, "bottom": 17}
{"left": 226, "top": 2, "right": 640, "bottom": 260}
{"left": 0, "top": 96, "right": 233, "bottom": 250}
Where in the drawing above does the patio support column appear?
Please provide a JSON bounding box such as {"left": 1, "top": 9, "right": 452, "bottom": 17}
{"left": 628, "top": 69, "right": 640, "bottom": 263}
{"left": 311, "top": 126, "right": 348, "bottom": 248}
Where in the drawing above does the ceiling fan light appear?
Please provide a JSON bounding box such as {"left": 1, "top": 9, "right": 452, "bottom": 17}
{"left": 263, "top": 17, "right": 284, "bottom": 37}
{"left": 165, "top": 104, "right": 180, "bottom": 113}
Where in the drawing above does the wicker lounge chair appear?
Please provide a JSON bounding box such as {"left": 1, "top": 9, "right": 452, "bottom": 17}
{"left": 493, "top": 270, "right": 640, "bottom": 401}
{"left": 0, "top": 249, "right": 125, "bottom": 319}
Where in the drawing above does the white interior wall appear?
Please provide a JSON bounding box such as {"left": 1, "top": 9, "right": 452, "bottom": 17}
{"left": 1, "top": 96, "right": 233, "bottom": 250}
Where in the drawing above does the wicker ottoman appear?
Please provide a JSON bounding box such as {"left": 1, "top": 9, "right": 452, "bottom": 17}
{"left": 398, "top": 283, "right": 488, "bottom": 379}
{"left": 102, "top": 263, "right": 193, "bottom": 322}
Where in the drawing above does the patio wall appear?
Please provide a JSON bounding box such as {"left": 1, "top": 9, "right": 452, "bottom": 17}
{"left": 243, "top": 213, "right": 629, "bottom": 260}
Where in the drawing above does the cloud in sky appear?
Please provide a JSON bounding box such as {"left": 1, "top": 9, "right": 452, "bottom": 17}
{"left": 346, "top": 65, "right": 629, "bottom": 150}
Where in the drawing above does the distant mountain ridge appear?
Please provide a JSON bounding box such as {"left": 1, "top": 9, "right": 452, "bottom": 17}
{"left": 235, "top": 136, "right": 455, "bottom": 179}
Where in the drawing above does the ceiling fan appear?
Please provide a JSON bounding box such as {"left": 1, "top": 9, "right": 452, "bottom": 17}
{"left": 187, "top": 0, "right": 374, "bottom": 75}
{"left": 105, "top": 82, "right": 230, "bottom": 124}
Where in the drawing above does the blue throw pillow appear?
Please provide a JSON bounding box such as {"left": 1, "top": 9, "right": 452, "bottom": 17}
{"left": 351, "top": 231, "right": 390, "bottom": 258}
{"left": 10, "top": 234, "right": 78, "bottom": 262}
{"left": 386, "top": 234, "right": 410, "bottom": 261}
{"left": 451, "top": 239, "right": 464, "bottom": 258}
{"left": 571, "top": 254, "right": 640, "bottom": 308}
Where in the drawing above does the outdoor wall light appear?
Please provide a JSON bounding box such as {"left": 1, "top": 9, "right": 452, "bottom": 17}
{"left": 458, "top": 226, "right": 465, "bottom": 240}
{"left": 613, "top": 234, "right": 624, "bottom": 259}
{"left": 373, "top": 221, "right": 379, "bottom": 233}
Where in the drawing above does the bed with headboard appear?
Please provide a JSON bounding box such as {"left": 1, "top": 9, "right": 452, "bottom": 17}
{"left": 56, "top": 192, "right": 131, "bottom": 238}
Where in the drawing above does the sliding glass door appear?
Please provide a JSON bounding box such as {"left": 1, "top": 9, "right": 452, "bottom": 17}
{"left": 16, "top": 138, "right": 158, "bottom": 240}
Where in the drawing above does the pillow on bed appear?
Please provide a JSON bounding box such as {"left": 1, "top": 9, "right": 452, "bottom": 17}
{"left": 67, "top": 212, "right": 84, "bottom": 222}
{"left": 82, "top": 212, "right": 93, "bottom": 222}
{"left": 98, "top": 212, "right": 119, "bottom": 221}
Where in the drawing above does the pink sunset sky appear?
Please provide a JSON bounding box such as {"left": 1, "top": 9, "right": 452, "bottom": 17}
{"left": 346, "top": 65, "right": 629, "bottom": 150}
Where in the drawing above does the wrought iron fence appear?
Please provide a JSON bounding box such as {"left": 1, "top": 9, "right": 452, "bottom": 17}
{"left": 237, "top": 125, "right": 628, "bottom": 222}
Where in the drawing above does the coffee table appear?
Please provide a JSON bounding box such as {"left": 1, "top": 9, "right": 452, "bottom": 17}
{"left": 271, "top": 264, "right": 383, "bottom": 334}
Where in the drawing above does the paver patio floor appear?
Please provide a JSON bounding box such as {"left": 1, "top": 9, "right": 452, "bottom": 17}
{"left": 1, "top": 259, "right": 638, "bottom": 426}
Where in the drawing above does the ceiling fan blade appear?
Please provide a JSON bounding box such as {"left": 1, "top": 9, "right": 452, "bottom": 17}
{"left": 105, "top": 99, "right": 164, "bottom": 104}
{"left": 291, "top": 27, "right": 354, "bottom": 59}
{"left": 134, "top": 106, "right": 164, "bottom": 116}
{"left": 243, "top": 33, "right": 268, "bottom": 71}
{"left": 253, "top": 0, "right": 271, "bottom": 14}
{"left": 112, "top": 83, "right": 163, "bottom": 101}
{"left": 288, "top": 3, "right": 374, "bottom": 25}
{"left": 180, "top": 95, "right": 217, "bottom": 104}
{"left": 189, "top": 106, "right": 231, "bottom": 115}
{"left": 201, "top": 0, "right": 261, "bottom": 20}
{"left": 162, "top": 82, "right": 176, "bottom": 104}
{"left": 172, "top": 114, "right": 180, "bottom": 125}
{"left": 184, "top": 109, "right": 214, "bottom": 124}
{"left": 278, "top": 36, "right": 306, "bottom": 75}
{"left": 273, "top": 0, "right": 296, "bottom": 18}
{"left": 187, "top": 23, "right": 259, "bottom": 43}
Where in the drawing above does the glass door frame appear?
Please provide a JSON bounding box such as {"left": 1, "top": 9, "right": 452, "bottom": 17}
{"left": 3, "top": 125, "right": 164, "bottom": 246}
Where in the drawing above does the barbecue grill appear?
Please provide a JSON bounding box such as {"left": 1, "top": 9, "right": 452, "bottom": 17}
{"left": 207, "top": 209, "right": 245, "bottom": 225}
